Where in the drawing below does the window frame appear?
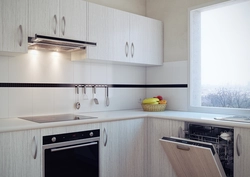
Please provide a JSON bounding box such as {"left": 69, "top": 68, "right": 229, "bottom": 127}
{"left": 188, "top": 0, "right": 250, "bottom": 115}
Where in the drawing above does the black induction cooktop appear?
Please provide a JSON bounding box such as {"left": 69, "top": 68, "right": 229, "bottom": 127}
{"left": 19, "top": 114, "right": 97, "bottom": 123}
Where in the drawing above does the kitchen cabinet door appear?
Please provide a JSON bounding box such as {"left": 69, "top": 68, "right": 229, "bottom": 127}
{"left": 147, "top": 118, "right": 184, "bottom": 177}
{"left": 87, "top": 2, "right": 114, "bottom": 61}
{"left": 146, "top": 18, "right": 163, "bottom": 65}
{"left": 29, "top": 0, "right": 59, "bottom": 37}
{"left": 0, "top": 0, "right": 28, "bottom": 55}
{"left": 113, "top": 9, "right": 130, "bottom": 62}
{"left": 129, "top": 14, "right": 148, "bottom": 64}
{"left": 234, "top": 127, "right": 250, "bottom": 177}
{"left": 100, "top": 118, "right": 147, "bottom": 177}
{"left": 59, "top": 0, "right": 87, "bottom": 40}
{"left": 0, "top": 129, "right": 41, "bottom": 177}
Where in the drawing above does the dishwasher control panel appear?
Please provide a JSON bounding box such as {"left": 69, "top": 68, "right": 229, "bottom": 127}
{"left": 185, "top": 122, "right": 234, "bottom": 177}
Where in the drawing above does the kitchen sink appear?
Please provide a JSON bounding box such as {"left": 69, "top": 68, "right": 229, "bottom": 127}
{"left": 19, "top": 114, "right": 97, "bottom": 123}
{"left": 214, "top": 115, "right": 250, "bottom": 123}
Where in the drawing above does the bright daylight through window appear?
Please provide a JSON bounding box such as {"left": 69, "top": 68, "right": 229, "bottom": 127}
{"left": 189, "top": 0, "right": 250, "bottom": 113}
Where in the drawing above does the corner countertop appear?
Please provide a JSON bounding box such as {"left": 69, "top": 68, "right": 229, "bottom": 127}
{"left": 0, "top": 109, "right": 249, "bottom": 133}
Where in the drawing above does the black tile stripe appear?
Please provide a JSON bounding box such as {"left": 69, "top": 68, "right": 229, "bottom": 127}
{"left": 0, "top": 83, "right": 188, "bottom": 88}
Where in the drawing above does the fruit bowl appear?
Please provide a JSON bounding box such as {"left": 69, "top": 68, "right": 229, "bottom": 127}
{"left": 141, "top": 103, "right": 167, "bottom": 112}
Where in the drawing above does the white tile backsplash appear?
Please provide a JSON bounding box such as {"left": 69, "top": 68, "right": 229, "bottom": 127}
{"left": 107, "top": 64, "right": 146, "bottom": 84}
{"left": 73, "top": 61, "right": 91, "bottom": 83}
{"left": 90, "top": 62, "right": 107, "bottom": 84}
{"left": 0, "top": 88, "right": 9, "bottom": 118}
{"left": 1, "top": 50, "right": 189, "bottom": 118}
{"left": 146, "top": 61, "right": 187, "bottom": 84}
{"left": 146, "top": 61, "right": 188, "bottom": 111}
{"left": 9, "top": 53, "right": 34, "bottom": 83}
{"left": 0, "top": 50, "right": 147, "bottom": 118}
{"left": 32, "top": 88, "right": 54, "bottom": 115}
{"left": 8, "top": 88, "right": 33, "bottom": 118}
{"left": 146, "top": 88, "right": 188, "bottom": 111}
{"left": 54, "top": 88, "right": 75, "bottom": 114}
{"left": 0, "top": 56, "right": 9, "bottom": 82}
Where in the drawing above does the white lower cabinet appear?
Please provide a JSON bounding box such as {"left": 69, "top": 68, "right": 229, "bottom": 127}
{"left": 0, "top": 129, "right": 41, "bottom": 177}
{"left": 100, "top": 118, "right": 147, "bottom": 177}
{"left": 234, "top": 127, "right": 250, "bottom": 177}
{"left": 147, "top": 118, "right": 184, "bottom": 177}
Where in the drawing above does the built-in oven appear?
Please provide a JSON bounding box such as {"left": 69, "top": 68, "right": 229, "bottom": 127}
{"left": 43, "top": 129, "right": 100, "bottom": 177}
{"left": 160, "top": 123, "right": 234, "bottom": 177}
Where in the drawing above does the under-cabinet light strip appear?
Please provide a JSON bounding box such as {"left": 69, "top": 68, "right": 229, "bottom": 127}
{"left": 0, "top": 83, "right": 188, "bottom": 88}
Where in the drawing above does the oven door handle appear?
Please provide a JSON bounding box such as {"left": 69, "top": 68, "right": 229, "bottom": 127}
{"left": 51, "top": 142, "right": 97, "bottom": 152}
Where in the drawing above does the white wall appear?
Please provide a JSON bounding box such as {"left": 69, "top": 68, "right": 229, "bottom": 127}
{"left": 146, "top": 0, "right": 228, "bottom": 62}
{"left": 86, "top": 0, "right": 146, "bottom": 15}
{"left": 146, "top": 61, "right": 188, "bottom": 111}
{"left": 145, "top": 0, "right": 229, "bottom": 111}
{"left": 0, "top": 51, "right": 146, "bottom": 118}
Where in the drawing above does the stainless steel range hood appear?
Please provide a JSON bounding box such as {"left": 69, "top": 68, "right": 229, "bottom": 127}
{"left": 28, "top": 34, "right": 96, "bottom": 52}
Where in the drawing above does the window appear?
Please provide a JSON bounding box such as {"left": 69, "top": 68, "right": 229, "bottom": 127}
{"left": 189, "top": 0, "right": 250, "bottom": 114}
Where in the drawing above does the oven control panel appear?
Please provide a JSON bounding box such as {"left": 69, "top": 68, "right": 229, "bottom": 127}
{"left": 43, "top": 129, "right": 100, "bottom": 145}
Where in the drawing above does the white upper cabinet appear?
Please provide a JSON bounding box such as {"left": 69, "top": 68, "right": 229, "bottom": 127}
{"left": 59, "top": 0, "right": 87, "bottom": 40}
{"left": 113, "top": 9, "right": 130, "bottom": 62}
{"left": 87, "top": 3, "right": 114, "bottom": 61}
{"left": 29, "top": 0, "right": 87, "bottom": 41}
{"left": 29, "top": 0, "right": 59, "bottom": 37}
{"left": 86, "top": 2, "right": 163, "bottom": 65}
{"left": 0, "top": 0, "right": 28, "bottom": 55}
{"left": 129, "top": 13, "right": 148, "bottom": 64}
{"left": 147, "top": 18, "right": 163, "bottom": 65}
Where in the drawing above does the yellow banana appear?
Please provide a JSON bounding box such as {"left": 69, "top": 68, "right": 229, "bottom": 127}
{"left": 142, "top": 98, "right": 159, "bottom": 104}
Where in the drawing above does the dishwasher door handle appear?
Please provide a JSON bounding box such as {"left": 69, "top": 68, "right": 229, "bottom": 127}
{"left": 176, "top": 144, "right": 190, "bottom": 151}
{"left": 51, "top": 142, "right": 97, "bottom": 152}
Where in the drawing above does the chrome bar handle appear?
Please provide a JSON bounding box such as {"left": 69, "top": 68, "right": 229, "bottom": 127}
{"left": 131, "top": 43, "right": 134, "bottom": 58}
{"left": 62, "top": 16, "right": 66, "bottom": 36}
{"left": 125, "top": 42, "right": 129, "bottom": 57}
{"left": 18, "top": 25, "right": 23, "bottom": 47}
{"left": 32, "top": 136, "right": 37, "bottom": 159}
{"left": 53, "top": 15, "right": 57, "bottom": 35}
{"left": 103, "top": 128, "right": 108, "bottom": 147}
{"left": 51, "top": 142, "right": 97, "bottom": 152}
{"left": 236, "top": 134, "right": 241, "bottom": 156}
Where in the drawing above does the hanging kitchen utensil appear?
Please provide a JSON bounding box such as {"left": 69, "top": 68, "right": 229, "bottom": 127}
{"left": 83, "top": 85, "right": 88, "bottom": 100}
{"left": 93, "top": 85, "right": 99, "bottom": 105}
{"left": 106, "top": 86, "right": 110, "bottom": 107}
{"left": 75, "top": 85, "right": 81, "bottom": 109}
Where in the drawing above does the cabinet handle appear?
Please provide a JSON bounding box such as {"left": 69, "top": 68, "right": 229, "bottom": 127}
{"left": 236, "top": 134, "right": 241, "bottom": 156}
{"left": 131, "top": 43, "right": 134, "bottom": 58}
{"left": 18, "top": 25, "right": 23, "bottom": 47}
{"left": 103, "top": 128, "right": 108, "bottom": 147}
{"left": 51, "top": 142, "right": 97, "bottom": 152}
{"left": 53, "top": 15, "right": 57, "bottom": 35}
{"left": 62, "top": 16, "right": 66, "bottom": 36}
{"left": 32, "top": 136, "right": 38, "bottom": 159}
{"left": 125, "top": 42, "right": 129, "bottom": 57}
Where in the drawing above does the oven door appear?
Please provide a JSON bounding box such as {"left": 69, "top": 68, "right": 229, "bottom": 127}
{"left": 43, "top": 139, "right": 99, "bottom": 177}
{"left": 160, "top": 137, "right": 226, "bottom": 177}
